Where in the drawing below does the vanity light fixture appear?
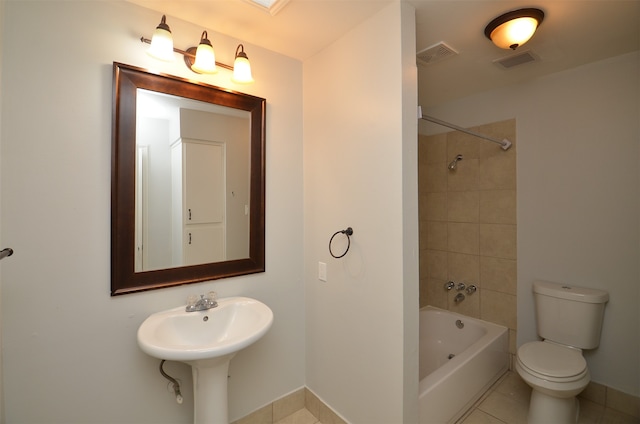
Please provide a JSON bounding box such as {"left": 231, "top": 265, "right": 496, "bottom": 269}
{"left": 191, "top": 31, "right": 217, "bottom": 74}
{"left": 146, "top": 15, "right": 174, "bottom": 61}
{"left": 484, "top": 8, "right": 544, "bottom": 50}
{"left": 231, "top": 45, "right": 254, "bottom": 84}
{"left": 142, "top": 15, "right": 255, "bottom": 83}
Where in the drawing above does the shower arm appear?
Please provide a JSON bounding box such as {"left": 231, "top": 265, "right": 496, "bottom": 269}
{"left": 419, "top": 110, "right": 512, "bottom": 151}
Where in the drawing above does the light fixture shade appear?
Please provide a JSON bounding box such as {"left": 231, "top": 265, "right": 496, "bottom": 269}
{"left": 232, "top": 44, "right": 254, "bottom": 84}
{"left": 485, "top": 8, "right": 544, "bottom": 50}
{"left": 147, "top": 15, "right": 175, "bottom": 61}
{"left": 191, "top": 31, "right": 217, "bottom": 74}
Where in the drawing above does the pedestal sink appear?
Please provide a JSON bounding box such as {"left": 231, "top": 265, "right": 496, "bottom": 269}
{"left": 137, "top": 296, "right": 273, "bottom": 424}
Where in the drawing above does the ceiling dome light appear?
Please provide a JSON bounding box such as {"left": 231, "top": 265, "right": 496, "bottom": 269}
{"left": 484, "top": 8, "right": 544, "bottom": 50}
{"left": 147, "top": 15, "right": 175, "bottom": 61}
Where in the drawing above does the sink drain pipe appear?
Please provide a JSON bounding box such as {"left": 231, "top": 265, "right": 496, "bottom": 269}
{"left": 160, "top": 360, "right": 184, "bottom": 404}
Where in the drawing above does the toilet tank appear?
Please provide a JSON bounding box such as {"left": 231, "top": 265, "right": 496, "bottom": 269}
{"left": 533, "top": 280, "right": 609, "bottom": 349}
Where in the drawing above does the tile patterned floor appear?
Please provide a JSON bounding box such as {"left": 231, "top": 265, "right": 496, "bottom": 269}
{"left": 274, "top": 372, "right": 639, "bottom": 424}
{"left": 458, "top": 372, "right": 639, "bottom": 424}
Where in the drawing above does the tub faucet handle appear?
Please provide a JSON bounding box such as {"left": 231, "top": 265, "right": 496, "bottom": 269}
{"left": 454, "top": 293, "right": 465, "bottom": 303}
{"left": 444, "top": 281, "right": 455, "bottom": 291}
{"left": 456, "top": 282, "right": 466, "bottom": 291}
{"left": 466, "top": 285, "right": 477, "bottom": 294}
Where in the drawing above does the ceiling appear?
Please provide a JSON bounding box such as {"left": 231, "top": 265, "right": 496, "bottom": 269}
{"left": 130, "top": 0, "right": 640, "bottom": 107}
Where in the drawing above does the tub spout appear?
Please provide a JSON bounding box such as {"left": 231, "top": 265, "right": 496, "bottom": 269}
{"left": 454, "top": 293, "right": 465, "bottom": 303}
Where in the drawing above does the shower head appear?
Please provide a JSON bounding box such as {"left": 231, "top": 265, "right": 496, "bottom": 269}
{"left": 448, "top": 154, "right": 463, "bottom": 170}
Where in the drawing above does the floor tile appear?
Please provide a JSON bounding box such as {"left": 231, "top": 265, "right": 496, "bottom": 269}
{"left": 459, "top": 409, "right": 505, "bottom": 424}
{"left": 274, "top": 408, "right": 318, "bottom": 424}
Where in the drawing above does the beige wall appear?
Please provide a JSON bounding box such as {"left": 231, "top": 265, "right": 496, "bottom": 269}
{"left": 419, "top": 119, "right": 518, "bottom": 356}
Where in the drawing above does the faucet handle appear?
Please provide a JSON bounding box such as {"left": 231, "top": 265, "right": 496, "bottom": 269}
{"left": 187, "top": 294, "right": 198, "bottom": 307}
{"left": 456, "top": 282, "right": 466, "bottom": 291}
{"left": 444, "top": 281, "right": 455, "bottom": 291}
{"left": 207, "top": 291, "right": 217, "bottom": 302}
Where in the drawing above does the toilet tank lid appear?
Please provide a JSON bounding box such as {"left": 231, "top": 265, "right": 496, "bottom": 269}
{"left": 533, "top": 281, "right": 609, "bottom": 303}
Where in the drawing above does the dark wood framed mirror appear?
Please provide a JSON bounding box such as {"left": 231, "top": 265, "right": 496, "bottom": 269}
{"left": 111, "top": 62, "right": 265, "bottom": 295}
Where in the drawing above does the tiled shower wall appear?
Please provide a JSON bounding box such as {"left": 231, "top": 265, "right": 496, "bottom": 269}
{"left": 418, "top": 119, "right": 518, "bottom": 358}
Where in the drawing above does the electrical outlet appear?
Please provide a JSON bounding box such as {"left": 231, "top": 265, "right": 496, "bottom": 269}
{"left": 318, "top": 262, "right": 327, "bottom": 282}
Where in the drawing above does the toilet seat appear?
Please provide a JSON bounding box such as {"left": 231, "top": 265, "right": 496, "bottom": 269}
{"left": 517, "top": 341, "right": 588, "bottom": 382}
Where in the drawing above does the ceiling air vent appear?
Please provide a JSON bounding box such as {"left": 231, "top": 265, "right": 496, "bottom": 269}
{"left": 417, "top": 42, "right": 458, "bottom": 66}
{"left": 493, "top": 50, "right": 539, "bottom": 69}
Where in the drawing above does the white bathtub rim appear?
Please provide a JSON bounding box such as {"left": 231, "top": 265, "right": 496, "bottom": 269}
{"left": 418, "top": 305, "right": 508, "bottom": 396}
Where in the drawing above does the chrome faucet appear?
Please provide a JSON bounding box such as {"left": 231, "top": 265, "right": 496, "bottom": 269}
{"left": 186, "top": 292, "right": 218, "bottom": 312}
{"left": 454, "top": 293, "right": 465, "bottom": 303}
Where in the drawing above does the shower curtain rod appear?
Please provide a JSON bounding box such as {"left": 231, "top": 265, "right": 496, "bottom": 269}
{"left": 418, "top": 108, "right": 512, "bottom": 151}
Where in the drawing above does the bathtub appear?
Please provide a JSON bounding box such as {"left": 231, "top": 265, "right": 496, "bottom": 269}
{"left": 419, "top": 306, "right": 509, "bottom": 424}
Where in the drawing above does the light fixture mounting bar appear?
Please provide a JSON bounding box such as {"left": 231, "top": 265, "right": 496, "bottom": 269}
{"left": 140, "top": 37, "right": 233, "bottom": 71}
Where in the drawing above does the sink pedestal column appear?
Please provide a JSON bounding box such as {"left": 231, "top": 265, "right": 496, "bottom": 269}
{"left": 188, "top": 353, "right": 236, "bottom": 424}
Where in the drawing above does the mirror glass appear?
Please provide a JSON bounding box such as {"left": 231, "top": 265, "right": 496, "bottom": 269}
{"left": 135, "top": 90, "right": 251, "bottom": 271}
{"left": 112, "top": 63, "right": 266, "bottom": 295}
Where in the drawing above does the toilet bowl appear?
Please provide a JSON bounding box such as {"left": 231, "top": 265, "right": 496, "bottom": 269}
{"left": 517, "top": 281, "right": 608, "bottom": 424}
{"left": 516, "top": 341, "right": 590, "bottom": 423}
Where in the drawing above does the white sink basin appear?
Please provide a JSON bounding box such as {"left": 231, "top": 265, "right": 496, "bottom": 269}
{"left": 137, "top": 296, "right": 273, "bottom": 362}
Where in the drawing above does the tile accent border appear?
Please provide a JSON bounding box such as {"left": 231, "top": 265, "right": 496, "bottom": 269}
{"left": 233, "top": 380, "right": 638, "bottom": 423}
{"left": 232, "top": 387, "right": 347, "bottom": 424}
{"left": 580, "top": 381, "right": 640, "bottom": 419}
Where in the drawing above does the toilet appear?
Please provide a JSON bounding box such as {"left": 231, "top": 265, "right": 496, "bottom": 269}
{"left": 516, "top": 280, "right": 609, "bottom": 424}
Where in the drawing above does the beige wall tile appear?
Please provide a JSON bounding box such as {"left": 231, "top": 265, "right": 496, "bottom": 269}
{"left": 273, "top": 389, "right": 306, "bottom": 422}
{"left": 448, "top": 130, "right": 480, "bottom": 160}
{"left": 581, "top": 381, "right": 607, "bottom": 406}
{"left": 419, "top": 278, "right": 430, "bottom": 308}
{"left": 448, "top": 191, "right": 479, "bottom": 223}
{"left": 419, "top": 119, "right": 517, "bottom": 329}
{"left": 448, "top": 252, "right": 479, "bottom": 285}
{"left": 426, "top": 278, "right": 448, "bottom": 309}
{"left": 318, "top": 403, "right": 347, "bottom": 424}
{"left": 449, "top": 289, "right": 480, "bottom": 318}
{"left": 479, "top": 224, "right": 517, "bottom": 259}
{"left": 448, "top": 222, "right": 479, "bottom": 255}
{"left": 419, "top": 220, "right": 429, "bottom": 251}
{"left": 448, "top": 158, "right": 478, "bottom": 191}
{"left": 424, "top": 192, "right": 447, "bottom": 221}
{"left": 423, "top": 162, "right": 448, "bottom": 192}
{"left": 480, "top": 256, "right": 517, "bottom": 295}
{"left": 233, "top": 404, "right": 273, "bottom": 424}
{"left": 481, "top": 290, "right": 517, "bottom": 330}
{"left": 420, "top": 133, "right": 447, "bottom": 165}
{"left": 304, "top": 389, "right": 321, "bottom": 419}
{"left": 478, "top": 153, "right": 516, "bottom": 190}
{"left": 607, "top": 387, "right": 640, "bottom": 418}
{"left": 424, "top": 249, "right": 448, "bottom": 279}
{"left": 426, "top": 221, "right": 448, "bottom": 251}
{"left": 480, "top": 189, "right": 516, "bottom": 224}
